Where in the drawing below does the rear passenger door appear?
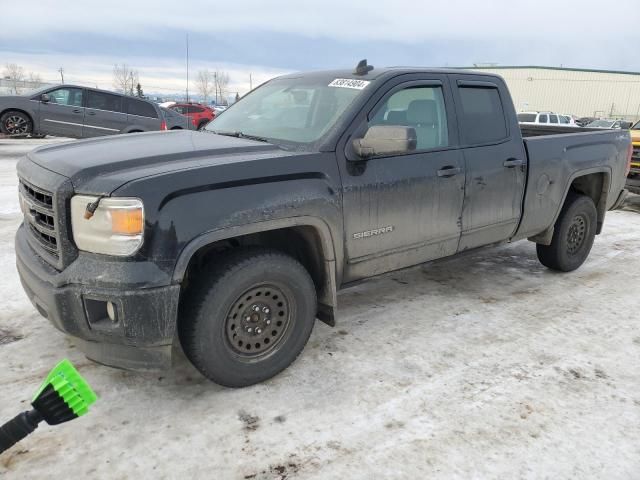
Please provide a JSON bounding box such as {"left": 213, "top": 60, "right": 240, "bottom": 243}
{"left": 83, "top": 90, "right": 128, "bottom": 137}
{"left": 450, "top": 76, "right": 527, "bottom": 251}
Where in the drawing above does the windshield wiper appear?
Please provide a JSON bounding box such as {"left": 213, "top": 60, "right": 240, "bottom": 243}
{"left": 212, "top": 130, "right": 271, "bottom": 143}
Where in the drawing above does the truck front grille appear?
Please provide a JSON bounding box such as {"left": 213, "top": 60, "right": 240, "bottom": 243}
{"left": 19, "top": 179, "right": 60, "bottom": 260}
{"left": 632, "top": 145, "right": 640, "bottom": 162}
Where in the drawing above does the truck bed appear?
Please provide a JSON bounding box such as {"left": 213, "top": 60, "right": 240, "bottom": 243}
{"left": 520, "top": 124, "right": 602, "bottom": 137}
{"left": 514, "top": 127, "right": 630, "bottom": 241}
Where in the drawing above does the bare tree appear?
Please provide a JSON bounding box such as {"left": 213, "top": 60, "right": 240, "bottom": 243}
{"left": 28, "top": 72, "right": 43, "bottom": 89}
{"left": 196, "top": 70, "right": 215, "bottom": 103}
{"left": 3, "top": 63, "right": 26, "bottom": 95}
{"left": 113, "top": 64, "right": 139, "bottom": 96}
{"left": 214, "top": 71, "right": 230, "bottom": 104}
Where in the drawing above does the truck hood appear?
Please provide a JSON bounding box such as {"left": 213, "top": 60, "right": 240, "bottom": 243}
{"left": 630, "top": 129, "right": 640, "bottom": 144}
{"left": 26, "top": 130, "right": 290, "bottom": 194}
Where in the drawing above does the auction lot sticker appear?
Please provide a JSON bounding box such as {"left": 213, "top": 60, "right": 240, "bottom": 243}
{"left": 329, "top": 78, "right": 370, "bottom": 90}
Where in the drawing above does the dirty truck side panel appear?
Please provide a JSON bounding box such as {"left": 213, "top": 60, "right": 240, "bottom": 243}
{"left": 514, "top": 130, "right": 630, "bottom": 240}
{"left": 335, "top": 73, "right": 465, "bottom": 282}
{"left": 449, "top": 75, "right": 528, "bottom": 251}
{"left": 113, "top": 151, "right": 345, "bottom": 289}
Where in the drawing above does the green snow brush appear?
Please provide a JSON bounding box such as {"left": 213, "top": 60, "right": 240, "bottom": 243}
{"left": 0, "top": 359, "right": 97, "bottom": 454}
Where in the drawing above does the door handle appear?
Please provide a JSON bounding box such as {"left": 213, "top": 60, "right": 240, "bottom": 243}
{"left": 437, "top": 166, "right": 461, "bottom": 178}
{"left": 503, "top": 158, "right": 524, "bottom": 168}
{"left": 87, "top": 111, "right": 96, "bottom": 116}
{"left": 72, "top": 109, "right": 82, "bottom": 114}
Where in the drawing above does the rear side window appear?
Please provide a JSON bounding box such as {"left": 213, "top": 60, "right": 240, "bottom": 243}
{"left": 539, "top": 114, "right": 549, "bottom": 123}
{"left": 87, "top": 91, "right": 123, "bottom": 113}
{"left": 549, "top": 115, "right": 559, "bottom": 124}
{"left": 126, "top": 98, "right": 158, "bottom": 118}
{"left": 457, "top": 86, "right": 507, "bottom": 144}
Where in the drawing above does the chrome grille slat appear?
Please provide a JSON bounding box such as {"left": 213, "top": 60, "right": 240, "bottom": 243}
{"left": 19, "top": 178, "right": 60, "bottom": 261}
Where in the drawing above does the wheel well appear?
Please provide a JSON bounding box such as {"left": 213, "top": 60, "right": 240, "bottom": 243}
{"left": 181, "top": 226, "right": 335, "bottom": 323}
{"left": 170, "top": 126, "right": 182, "bottom": 130}
{"left": 569, "top": 172, "right": 608, "bottom": 234}
{"left": 1, "top": 108, "right": 34, "bottom": 125}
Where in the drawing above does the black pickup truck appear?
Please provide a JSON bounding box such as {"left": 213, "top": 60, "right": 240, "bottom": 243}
{"left": 16, "top": 62, "right": 631, "bottom": 387}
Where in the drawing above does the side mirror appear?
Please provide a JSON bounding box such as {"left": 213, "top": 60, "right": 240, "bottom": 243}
{"left": 41, "top": 93, "right": 50, "bottom": 103}
{"left": 351, "top": 125, "right": 417, "bottom": 159}
{"left": 620, "top": 121, "right": 632, "bottom": 130}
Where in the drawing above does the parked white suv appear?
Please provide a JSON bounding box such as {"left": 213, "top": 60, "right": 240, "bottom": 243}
{"left": 517, "top": 111, "right": 578, "bottom": 127}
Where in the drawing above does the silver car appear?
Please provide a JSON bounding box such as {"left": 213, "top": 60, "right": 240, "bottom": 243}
{"left": 0, "top": 85, "right": 185, "bottom": 138}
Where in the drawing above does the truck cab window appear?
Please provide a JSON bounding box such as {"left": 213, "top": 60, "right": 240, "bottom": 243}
{"left": 369, "top": 86, "right": 449, "bottom": 150}
{"left": 457, "top": 86, "right": 507, "bottom": 144}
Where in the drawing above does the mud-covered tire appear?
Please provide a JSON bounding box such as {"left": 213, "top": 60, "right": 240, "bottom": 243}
{"left": 179, "top": 248, "right": 317, "bottom": 387}
{"left": 0, "top": 111, "right": 33, "bottom": 136}
{"left": 536, "top": 193, "right": 597, "bottom": 272}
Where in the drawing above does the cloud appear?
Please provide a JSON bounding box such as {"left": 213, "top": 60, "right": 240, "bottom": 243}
{"left": 1, "top": 0, "right": 639, "bottom": 96}
{"left": 2, "top": 0, "right": 639, "bottom": 43}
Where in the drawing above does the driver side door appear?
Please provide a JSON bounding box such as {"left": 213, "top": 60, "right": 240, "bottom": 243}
{"left": 338, "top": 76, "right": 465, "bottom": 282}
{"left": 39, "top": 87, "right": 85, "bottom": 138}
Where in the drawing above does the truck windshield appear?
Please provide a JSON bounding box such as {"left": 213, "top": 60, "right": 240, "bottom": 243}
{"left": 205, "top": 77, "right": 366, "bottom": 146}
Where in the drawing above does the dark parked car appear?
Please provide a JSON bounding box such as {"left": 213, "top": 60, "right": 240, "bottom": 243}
{"left": 0, "top": 85, "right": 181, "bottom": 138}
{"left": 16, "top": 63, "right": 631, "bottom": 387}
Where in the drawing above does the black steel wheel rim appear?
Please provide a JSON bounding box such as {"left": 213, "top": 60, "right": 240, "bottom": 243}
{"left": 567, "top": 214, "right": 587, "bottom": 255}
{"left": 5, "top": 115, "right": 28, "bottom": 135}
{"left": 225, "top": 283, "right": 292, "bottom": 358}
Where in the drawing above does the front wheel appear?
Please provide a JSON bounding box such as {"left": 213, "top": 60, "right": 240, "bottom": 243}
{"left": 179, "top": 248, "right": 317, "bottom": 387}
{"left": 0, "top": 111, "right": 32, "bottom": 136}
{"left": 536, "top": 193, "right": 597, "bottom": 272}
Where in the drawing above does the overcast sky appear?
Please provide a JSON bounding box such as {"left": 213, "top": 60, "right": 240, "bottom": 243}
{"left": 1, "top": 0, "right": 639, "bottom": 96}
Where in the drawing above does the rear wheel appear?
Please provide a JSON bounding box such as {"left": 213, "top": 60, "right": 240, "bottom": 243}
{"left": 0, "top": 111, "right": 32, "bottom": 136}
{"left": 536, "top": 193, "right": 597, "bottom": 271}
{"left": 179, "top": 248, "right": 317, "bottom": 387}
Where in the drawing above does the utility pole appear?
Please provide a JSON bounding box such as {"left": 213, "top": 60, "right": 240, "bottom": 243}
{"left": 186, "top": 33, "right": 190, "bottom": 102}
{"left": 58, "top": 67, "right": 64, "bottom": 84}
{"left": 214, "top": 71, "right": 218, "bottom": 104}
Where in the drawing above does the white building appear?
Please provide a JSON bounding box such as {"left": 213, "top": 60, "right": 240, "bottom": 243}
{"left": 468, "top": 66, "right": 640, "bottom": 121}
{"left": 0, "top": 78, "right": 53, "bottom": 96}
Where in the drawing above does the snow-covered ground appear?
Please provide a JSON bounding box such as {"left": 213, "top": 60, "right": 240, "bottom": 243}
{"left": 1, "top": 137, "right": 639, "bottom": 479}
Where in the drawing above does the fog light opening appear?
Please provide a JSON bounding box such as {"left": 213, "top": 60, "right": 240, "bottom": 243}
{"left": 106, "top": 301, "right": 117, "bottom": 323}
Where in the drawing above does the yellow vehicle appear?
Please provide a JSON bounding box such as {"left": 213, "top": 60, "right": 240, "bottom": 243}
{"left": 631, "top": 122, "right": 640, "bottom": 176}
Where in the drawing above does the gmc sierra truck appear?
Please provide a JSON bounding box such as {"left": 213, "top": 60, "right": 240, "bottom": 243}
{"left": 15, "top": 61, "right": 631, "bottom": 387}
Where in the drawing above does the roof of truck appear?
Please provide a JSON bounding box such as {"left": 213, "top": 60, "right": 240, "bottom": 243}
{"left": 278, "top": 66, "right": 503, "bottom": 82}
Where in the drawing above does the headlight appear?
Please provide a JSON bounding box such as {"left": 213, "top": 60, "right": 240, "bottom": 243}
{"left": 71, "top": 195, "right": 144, "bottom": 256}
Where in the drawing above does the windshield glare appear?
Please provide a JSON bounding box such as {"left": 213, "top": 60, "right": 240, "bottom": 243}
{"left": 205, "top": 77, "right": 365, "bottom": 145}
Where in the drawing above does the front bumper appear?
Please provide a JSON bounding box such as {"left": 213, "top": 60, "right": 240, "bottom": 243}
{"left": 15, "top": 224, "right": 181, "bottom": 370}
